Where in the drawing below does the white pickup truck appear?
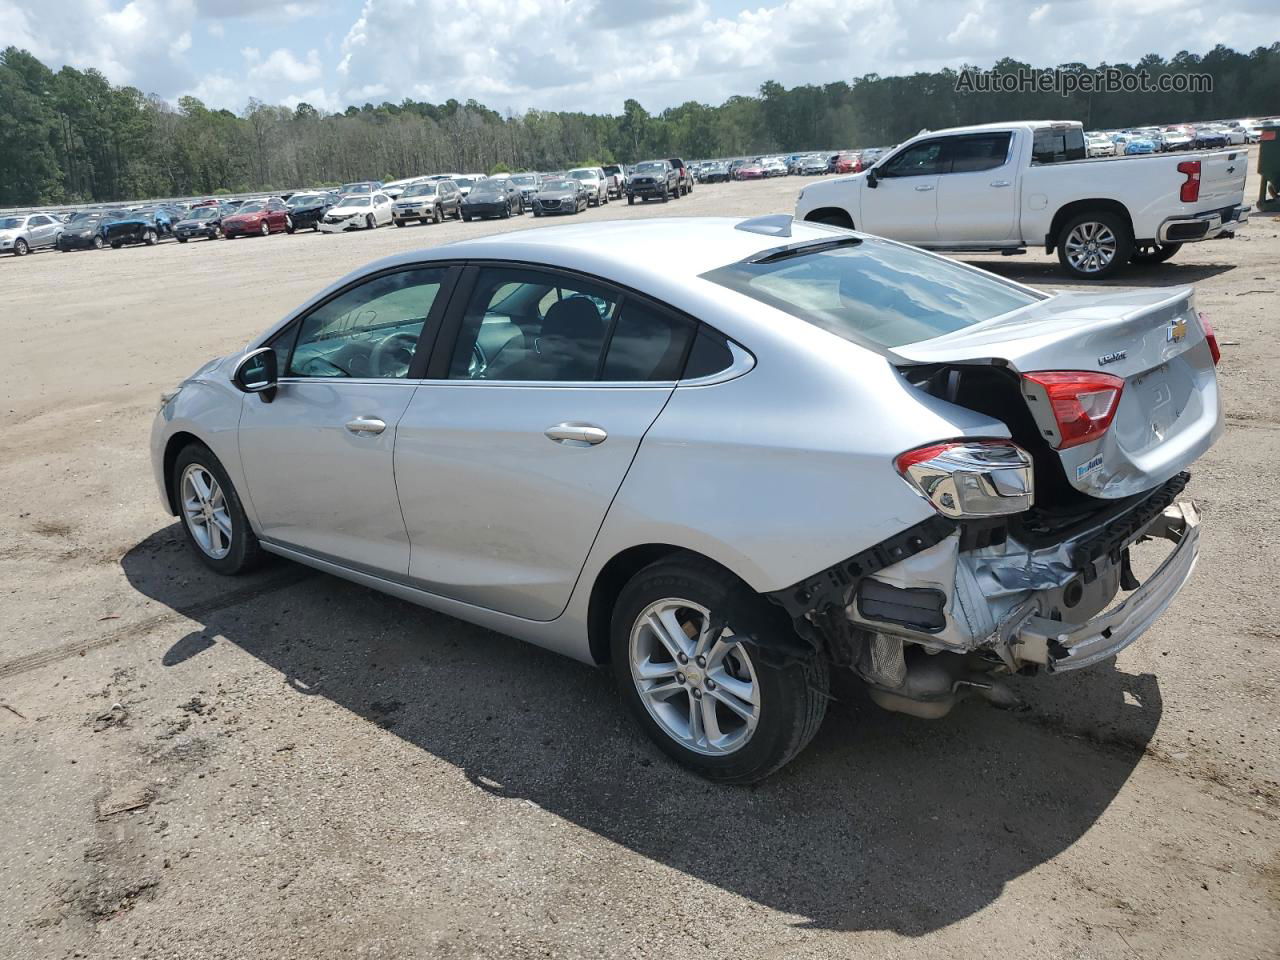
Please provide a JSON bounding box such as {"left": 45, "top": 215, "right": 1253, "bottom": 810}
{"left": 794, "top": 120, "right": 1250, "bottom": 279}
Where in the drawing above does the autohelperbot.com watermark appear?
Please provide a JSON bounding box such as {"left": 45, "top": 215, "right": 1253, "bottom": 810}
{"left": 955, "top": 67, "right": 1213, "bottom": 97}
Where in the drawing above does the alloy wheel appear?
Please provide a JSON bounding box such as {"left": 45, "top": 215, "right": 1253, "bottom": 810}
{"left": 14, "top": 238, "right": 28, "bottom": 256}
{"left": 180, "top": 464, "right": 233, "bottom": 560}
{"left": 260, "top": 221, "right": 269, "bottom": 236}
{"left": 629, "top": 598, "right": 760, "bottom": 757}
{"left": 1064, "top": 220, "right": 1118, "bottom": 274}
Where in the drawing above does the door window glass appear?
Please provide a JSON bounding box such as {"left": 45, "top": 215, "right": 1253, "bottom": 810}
{"left": 878, "top": 141, "right": 945, "bottom": 177}
{"left": 943, "top": 133, "right": 1012, "bottom": 173}
{"left": 449, "top": 268, "right": 618, "bottom": 381}
{"left": 288, "top": 268, "right": 445, "bottom": 379}
{"left": 601, "top": 300, "right": 695, "bottom": 381}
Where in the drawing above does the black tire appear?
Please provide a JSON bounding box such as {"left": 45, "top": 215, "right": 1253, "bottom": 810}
{"left": 171, "top": 443, "right": 265, "bottom": 576}
{"left": 366, "top": 214, "right": 376, "bottom": 230}
{"left": 1130, "top": 241, "right": 1182, "bottom": 265}
{"left": 110, "top": 240, "right": 122, "bottom": 249}
{"left": 627, "top": 195, "right": 635, "bottom": 205}
{"left": 462, "top": 214, "right": 471, "bottom": 222}
{"left": 660, "top": 191, "right": 669, "bottom": 203}
{"left": 143, "top": 229, "right": 158, "bottom": 246}
{"left": 260, "top": 221, "right": 269, "bottom": 237}
{"left": 394, "top": 218, "right": 406, "bottom": 228}
{"left": 285, "top": 216, "right": 295, "bottom": 234}
{"left": 1056, "top": 210, "right": 1133, "bottom": 280}
{"left": 177, "top": 236, "right": 188, "bottom": 243}
{"left": 93, "top": 236, "right": 104, "bottom": 250}
{"left": 13, "top": 238, "right": 29, "bottom": 256}
{"left": 433, "top": 204, "right": 442, "bottom": 224}
{"left": 610, "top": 555, "right": 828, "bottom": 784}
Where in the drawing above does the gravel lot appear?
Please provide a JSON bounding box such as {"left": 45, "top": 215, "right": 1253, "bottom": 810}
{"left": 2, "top": 161, "right": 1278, "bottom": 960}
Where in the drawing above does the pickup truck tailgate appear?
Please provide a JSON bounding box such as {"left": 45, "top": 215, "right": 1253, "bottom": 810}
{"left": 893, "top": 286, "right": 1223, "bottom": 499}
{"left": 1197, "top": 149, "right": 1248, "bottom": 211}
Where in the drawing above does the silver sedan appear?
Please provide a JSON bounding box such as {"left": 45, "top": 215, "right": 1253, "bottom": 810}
{"left": 152, "top": 216, "right": 1219, "bottom": 782}
{"left": 0, "top": 212, "right": 62, "bottom": 256}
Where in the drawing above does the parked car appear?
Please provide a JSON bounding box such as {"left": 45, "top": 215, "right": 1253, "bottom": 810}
{"left": 700, "top": 161, "right": 731, "bottom": 183}
{"left": 796, "top": 119, "right": 1250, "bottom": 279}
{"left": 461, "top": 178, "right": 524, "bottom": 220}
{"left": 0, "top": 213, "right": 62, "bottom": 255}
{"left": 600, "top": 164, "right": 626, "bottom": 198}
{"left": 727, "top": 159, "right": 749, "bottom": 179}
{"left": 1160, "top": 127, "right": 1195, "bottom": 151}
{"left": 735, "top": 162, "right": 766, "bottom": 180}
{"left": 795, "top": 155, "right": 830, "bottom": 175}
{"left": 833, "top": 151, "right": 863, "bottom": 174}
{"left": 532, "top": 177, "right": 588, "bottom": 216}
{"left": 382, "top": 177, "right": 425, "bottom": 199}
{"left": 761, "top": 157, "right": 787, "bottom": 178}
{"left": 567, "top": 167, "right": 610, "bottom": 206}
{"left": 453, "top": 176, "right": 483, "bottom": 197}
{"left": 56, "top": 211, "right": 114, "bottom": 251}
{"left": 285, "top": 192, "right": 337, "bottom": 231}
{"left": 509, "top": 173, "right": 544, "bottom": 209}
{"left": 393, "top": 180, "right": 462, "bottom": 225}
{"left": 318, "top": 193, "right": 395, "bottom": 232}
{"left": 1193, "top": 128, "right": 1229, "bottom": 149}
{"left": 1085, "top": 133, "right": 1117, "bottom": 157}
{"left": 1124, "top": 138, "right": 1157, "bottom": 155}
{"left": 152, "top": 215, "right": 1220, "bottom": 783}
{"left": 173, "top": 205, "right": 227, "bottom": 242}
{"left": 223, "top": 198, "right": 293, "bottom": 238}
{"left": 533, "top": 177, "right": 588, "bottom": 215}
{"left": 668, "top": 158, "right": 694, "bottom": 195}
{"left": 340, "top": 181, "right": 384, "bottom": 196}
{"left": 103, "top": 210, "right": 163, "bottom": 248}
{"left": 626, "top": 160, "right": 678, "bottom": 203}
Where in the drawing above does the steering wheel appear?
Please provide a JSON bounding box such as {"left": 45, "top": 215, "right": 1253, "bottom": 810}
{"left": 369, "top": 331, "right": 419, "bottom": 378}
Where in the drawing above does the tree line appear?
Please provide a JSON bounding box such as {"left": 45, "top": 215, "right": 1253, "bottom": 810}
{"left": 1, "top": 42, "right": 1277, "bottom": 206}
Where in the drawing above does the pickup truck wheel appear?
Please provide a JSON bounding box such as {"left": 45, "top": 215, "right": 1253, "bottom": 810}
{"left": 1130, "top": 242, "right": 1182, "bottom": 265}
{"left": 611, "top": 556, "right": 828, "bottom": 784}
{"left": 1057, "top": 212, "right": 1132, "bottom": 280}
{"left": 627, "top": 196, "right": 635, "bottom": 205}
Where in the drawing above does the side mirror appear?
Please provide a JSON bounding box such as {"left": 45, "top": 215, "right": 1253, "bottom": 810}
{"left": 866, "top": 169, "right": 879, "bottom": 188}
{"left": 232, "top": 347, "right": 278, "bottom": 402}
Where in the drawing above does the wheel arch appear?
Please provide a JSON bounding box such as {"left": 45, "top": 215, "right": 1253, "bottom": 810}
{"left": 1046, "top": 199, "right": 1134, "bottom": 253}
{"left": 802, "top": 207, "right": 854, "bottom": 229}
{"left": 161, "top": 430, "right": 206, "bottom": 515}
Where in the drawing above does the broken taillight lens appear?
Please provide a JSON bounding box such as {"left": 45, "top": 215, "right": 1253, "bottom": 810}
{"left": 1023, "top": 371, "right": 1125, "bottom": 450}
{"left": 1199, "top": 312, "right": 1221, "bottom": 365}
{"left": 894, "top": 440, "right": 1034, "bottom": 519}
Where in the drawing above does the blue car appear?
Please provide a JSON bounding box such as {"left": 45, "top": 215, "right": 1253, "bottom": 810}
{"left": 1124, "top": 138, "right": 1156, "bottom": 155}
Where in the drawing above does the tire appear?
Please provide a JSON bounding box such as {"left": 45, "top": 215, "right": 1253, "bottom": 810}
{"left": 93, "top": 236, "right": 104, "bottom": 250}
{"left": 171, "top": 443, "right": 265, "bottom": 576}
{"left": 610, "top": 555, "right": 828, "bottom": 784}
{"left": 285, "top": 216, "right": 295, "bottom": 234}
{"left": 660, "top": 191, "right": 669, "bottom": 204}
{"left": 533, "top": 210, "right": 542, "bottom": 217}
{"left": 260, "top": 221, "right": 269, "bottom": 237}
{"left": 366, "top": 214, "right": 376, "bottom": 230}
{"left": 1056, "top": 211, "right": 1133, "bottom": 280}
{"left": 627, "top": 196, "right": 635, "bottom": 205}
{"left": 433, "top": 204, "right": 442, "bottom": 224}
{"left": 1130, "top": 241, "right": 1182, "bottom": 265}
{"left": 211, "top": 226, "right": 222, "bottom": 240}
{"left": 462, "top": 214, "right": 471, "bottom": 222}
{"left": 394, "top": 218, "right": 406, "bottom": 228}
{"left": 143, "top": 229, "right": 157, "bottom": 246}
{"left": 13, "top": 238, "right": 28, "bottom": 256}
{"left": 110, "top": 240, "right": 122, "bottom": 249}
{"left": 177, "top": 236, "right": 188, "bottom": 243}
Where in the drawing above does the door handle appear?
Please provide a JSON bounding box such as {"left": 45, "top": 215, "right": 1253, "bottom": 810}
{"left": 990, "top": 180, "right": 1011, "bottom": 187}
{"left": 345, "top": 416, "right": 387, "bottom": 436}
{"left": 914, "top": 184, "right": 935, "bottom": 192}
{"left": 545, "top": 423, "right": 608, "bottom": 446}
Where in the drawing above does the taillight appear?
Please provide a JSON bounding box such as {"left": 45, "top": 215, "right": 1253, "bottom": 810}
{"left": 1023, "top": 371, "right": 1125, "bottom": 450}
{"left": 1199, "top": 311, "right": 1221, "bottom": 365}
{"left": 894, "top": 440, "right": 1034, "bottom": 519}
{"left": 1177, "top": 160, "right": 1201, "bottom": 203}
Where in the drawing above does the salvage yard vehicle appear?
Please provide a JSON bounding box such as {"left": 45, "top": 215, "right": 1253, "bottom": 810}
{"left": 318, "top": 193, "right": 394, "bottom": 232}
{"left": 669, "top": 158, "right": 695, "bottom": 195}
{"left": 796, "top": 120, "right": 1250, "bottom": 279}
{"left": 461, "top": 178, "right": 524, "bottom": 220}
{"left": 626, "top": 160, "right": 678, "bottom": 203}
{"left": 0, "top": 213, "right": 62, "bottom": 255}
{"left": 286, "top": 192, "right": 338, "bottom": 231}
{"left": 152, "top": 215, "right": 1220, "bottom": 784}
{"left": 173, "top": 205, "right": 227, "bottom": 241}
{"left": 510, "top": 173, "right": 544, "bottom": 209}
{"left": 56, "top": 211, "right": 114, "bottom": 251}
{"left": 103, "top": 210, "right": 162, "bottom": 248}
{"left": 532, "top": 177, "right": 588, "bottom": 215}
{"left": 393, "top": 180, "right": 462, "bottom": 226}
{"left": 568, "top": 167, "right": 610, "bottom": 206}
{"left": 222, "top": 198, "right": 293, "bottom": 238}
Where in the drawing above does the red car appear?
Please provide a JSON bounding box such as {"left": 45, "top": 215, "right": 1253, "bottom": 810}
{"left": 221, "top": 198, "right": 292, "bottom": 238}
{"left": 736, "top": 162, "right": 766, "bottom": 180}
{"left": 834, "top": 151, "right": 863, "bottom": 174}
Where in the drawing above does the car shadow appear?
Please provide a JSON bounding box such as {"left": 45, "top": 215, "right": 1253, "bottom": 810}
{"left": 122, "top": 524, "right": 1161, "bottom": 935}
{"left": 966, "top": 258, "right": 1236, "bottom": 287}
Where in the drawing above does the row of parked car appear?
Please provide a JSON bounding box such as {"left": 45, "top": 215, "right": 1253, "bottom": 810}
{"left": 1086, "top": 117, "right": 1274, "bottom": 156}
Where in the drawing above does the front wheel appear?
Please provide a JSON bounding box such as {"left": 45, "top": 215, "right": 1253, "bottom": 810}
{"left": 172, "top": 443, "right": 265, "bottom": 575}
{"left": 13, "top": 238, "right": 29, "bottom": 256}
{"left": 1057, "top": 211, "right": 1133, "bottom": 280}
{"left": 1130, "top": 241, "right": 1182, "bottom": 265}
{"left": 143, "top": 229, "right": 157, "bottom": 245}
{"left": 285, "top": 216, "right": 295, "bottom": 234}
{"left": 93, "top": 236, "right": 105, "bottom": 250}
{"left": 627, "top": 195, "right": 635, "bottom": 205}
{"left": 610, "top": 556, "right": 828, "bottom": 784}
{"left": 260, "top": 221, "right": 270, "bottom": 237}
{"left": 366, "top": 214, "right": 376, "bottom": 230}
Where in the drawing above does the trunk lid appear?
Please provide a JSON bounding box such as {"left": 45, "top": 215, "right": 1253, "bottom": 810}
{"left": 893, "top": 286, "right": 1223, "bottom": 499}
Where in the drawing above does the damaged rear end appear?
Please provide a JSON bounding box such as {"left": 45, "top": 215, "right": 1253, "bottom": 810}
{"left": 775, "top": 284, "right": 1221, "bottom": 718}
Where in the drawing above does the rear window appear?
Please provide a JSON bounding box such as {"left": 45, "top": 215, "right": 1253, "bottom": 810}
{"left": 1032, "top": 126, "right": 1087, "bottom": 164}
{"left": 701, "top": 238, "right": 1040, "bottom": 350}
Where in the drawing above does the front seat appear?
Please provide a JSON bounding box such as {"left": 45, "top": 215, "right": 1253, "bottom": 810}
{"left": 501, "top": 297, "right": 604, "bottom": 381}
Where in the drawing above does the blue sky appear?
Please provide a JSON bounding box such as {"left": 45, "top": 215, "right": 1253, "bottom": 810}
{"left": 2, "top": 0, "right": 1277, "bottom": 116}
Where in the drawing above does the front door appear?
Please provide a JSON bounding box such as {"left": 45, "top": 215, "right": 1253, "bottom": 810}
{"left": 394, "top": 265, "right": 697, "bottom": 621}
{"left": 860, "top": 138, "right": 945, "bottom": 242}
{"left": 933, "top": 131, "right": 1019, "bottom": 244}
{"left": 237, "top": 266, "right": 450, "bottom": 576}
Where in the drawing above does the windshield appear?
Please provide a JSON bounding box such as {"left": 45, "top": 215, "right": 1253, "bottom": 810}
{"left": 0, "top": 217, "right": 24, "bottom": 229}
{"left": 289, "top": 194, "right": 323, "bottom": 206}
{"left": 634, "top": 162, "right": 666, "bottom": 174}
{"left": 569, "top": 169, "right": 597, "bottom": 180}
{"left": 454, "top": 177, "right": 476, "bottom": 189}
{"left": 188, "top": 207, "right": 218, "bottom": 220}
{"left": 342, "top": 183, "right": 373, "bottom": 193}
{"left": 470, "top": 181, "right": 503, "bottom": 196}
{"left": 341, "top": 196, "right": 372, "bottom": 207}
{"left": 542, "top": 179, "right": 575, "bottom": 191}
{"left": 403, "top": 183, "right": 434, "bottom": 197}
{"left": 237, "top": 203, "right": 266, "bottom": 213}
{"left": 702, "top": 237, "right": 1040, "bottom": 350}
{"left": 511, "top": 175, "right": 537, "bottom": 186}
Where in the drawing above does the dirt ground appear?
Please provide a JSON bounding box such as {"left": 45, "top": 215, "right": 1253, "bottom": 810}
{"left": 1, "top": 157, "right": 1277, "bottom": 960}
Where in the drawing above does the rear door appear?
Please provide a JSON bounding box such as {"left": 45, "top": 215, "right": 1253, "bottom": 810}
{"left": 861, "top": 138, "right": 944, "bottom": 241}
{"left": 394, "top": 264, "right": 697, "bottom": 621}
{"left": 933, "top": 131, "right": 1018, "bottom": 244}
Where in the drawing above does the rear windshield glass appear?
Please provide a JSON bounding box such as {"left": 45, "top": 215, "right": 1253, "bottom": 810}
{"left": 701, "top": 238, "right": 1040, "bottom": 349}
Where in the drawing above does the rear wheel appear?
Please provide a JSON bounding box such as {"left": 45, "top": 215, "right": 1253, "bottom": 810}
{"left": 143, "top": 229, "right": 157, "bottom": 245}
{"left": 627, "top": 195, "right": 635, "bottom": 205}
{"left": 1057, "top": 211, "right": 1132, "bottom": 280}
{"left": 1130, "top": 241, "right": 1182, "bottom": 265}
{"left": 172, "top": 443, "right": 264, "bottom": 576}
{"left": 610, "top": 556, "right": 828, "bottom": 784}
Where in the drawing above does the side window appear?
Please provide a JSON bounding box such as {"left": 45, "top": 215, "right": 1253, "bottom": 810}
{"left": 683, "top": 327, "right": 736, "bottom": 379}
{"left": 943, "top": 133, "right": 1012, "bottom": 173}
{"left": 877, "top": 141, "right": 946, "bottom": 178}
{"left": 287, "top": 268, "right": 445, "bottom": 379}
{"left": 601, "top": 300, "right": 695, "bottom": 381}
{"left": 30, "top": 215, "right": 50, "bottom": 226}
{"left": 1032, "top": 127, "right": 1087, "bottom": 164}
{"left": 448, "top": 268, "right": 618, "bottom": 382}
